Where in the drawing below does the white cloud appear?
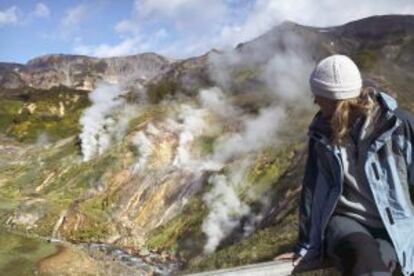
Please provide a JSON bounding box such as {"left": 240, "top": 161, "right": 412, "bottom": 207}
{"left": 74, "top": 0, "right": 229, "bottom": 58}
{"left": 289, "top": 0, "right": 414, "bottom": 27}
{"left": 75, "top": 37, "right": 143, "bottom": 58}
{"left": 0, "top": 6, "right": 19, "bottom": 26}
{"left": 58, "top": 4, "right": 88, "bottom": 39}
{"left": 113, "top": 0, "right": 227, "bottom": 35}
{"left": 114, "top": 19, "right": 136, "bottom": 33}
{"left": 75, "top": 28, "right": 169, "bottom": 58}
{"left": 34, "top": 2, "right": 50, "bottom": 18}
{"left": 0, "top": 3, "right": 49, "bottom": 28}
{"left": 75, "top": 34, "right": 160, "bottom": 58}
{"left": 74, "top": 0, "right": 414, "bottom": 59}
{"left": 62, "top": 4, "right": 88, "bottom": 28}
{"left": 135, "top": 0, "right": 227, "bottom": 32}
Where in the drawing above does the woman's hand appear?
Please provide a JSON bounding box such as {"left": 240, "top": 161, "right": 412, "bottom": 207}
{"left": 273, "top": 252, "right": 303, "bottom": 266}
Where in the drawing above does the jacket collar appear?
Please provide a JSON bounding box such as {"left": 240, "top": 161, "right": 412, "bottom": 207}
{"left": 308, "top": 90, "right": 401, "bottom": 152}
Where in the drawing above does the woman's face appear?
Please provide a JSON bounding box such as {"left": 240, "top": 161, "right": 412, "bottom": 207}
{"left": 313, "top": 95, "right": 339, "bottom": 119}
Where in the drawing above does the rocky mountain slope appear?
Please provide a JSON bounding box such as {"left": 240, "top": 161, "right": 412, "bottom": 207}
{"left": 0, "top": 15, "right": 413, "bottom": 275}
{"left": 0, "top": 52, "right": 172, "bottom": 90}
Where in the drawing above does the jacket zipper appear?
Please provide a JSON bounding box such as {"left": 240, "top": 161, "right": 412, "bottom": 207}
{"left": 321, "top": 148, "right": 344, "bottom": 258}
{"left": 320, "top": 146, "right": 344, "bottom": 250}
{"left": 310, "top": 136, "right": 345, "bottom": 251}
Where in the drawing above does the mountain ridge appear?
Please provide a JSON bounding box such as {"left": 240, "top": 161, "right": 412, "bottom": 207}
{"left": 1, "top": 14, "right": 414, "bottom": 91}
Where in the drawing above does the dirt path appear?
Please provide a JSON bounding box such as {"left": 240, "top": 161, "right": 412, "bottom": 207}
{"left": 37, "top": 244, "right": 99, "bottom": 275}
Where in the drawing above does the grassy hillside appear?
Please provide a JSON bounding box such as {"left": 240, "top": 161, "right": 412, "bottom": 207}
{"left": 0, "top": 87, "right": 90, "bottom": 143}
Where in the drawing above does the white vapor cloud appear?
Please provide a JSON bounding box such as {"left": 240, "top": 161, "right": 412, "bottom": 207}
{"left": 131, "top": 130, "right": 154, "bottom": 174}
{"left": 34, "top": 2, "right": 50, "bottom": 18}
{"left": 172, "top": 105, "right": 207, "bottom": 168}
{"left": 199, "top": 87, "right": 240, "bottom": 119}
{"left": 79, "top": 82, "right": 140, "bottom": 161}
{"left": 213, "top": 107, "right": 286, "bottom": 163}
{"left": 198, "top": 87, "right": 288, "bottom": 253}
{"left": 261, "top": 36, "right": 315, "bottom": 108}
{"left": 0, "top": 6, "right": 19, "bottom": 26}
{"left": 206, "top": 29, "right": 315, "bottom": 111}
{"left": 202, "top": 172, "right": 250, "bottom": 254}
{"left": 214, "top": 0, "right": 414, "bottom": 55}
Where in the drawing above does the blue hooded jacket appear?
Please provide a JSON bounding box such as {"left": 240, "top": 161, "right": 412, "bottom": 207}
{"left": 295, "top": 91, "right": 414, "bottom": 276}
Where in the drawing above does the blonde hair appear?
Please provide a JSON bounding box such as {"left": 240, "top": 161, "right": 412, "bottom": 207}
{"left": 330, "top": 87, "right": 376, "bottom": 146}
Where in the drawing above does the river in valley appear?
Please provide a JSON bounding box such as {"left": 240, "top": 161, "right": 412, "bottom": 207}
{"left": 0, "top": 228, "right": 181, "bottom": 275}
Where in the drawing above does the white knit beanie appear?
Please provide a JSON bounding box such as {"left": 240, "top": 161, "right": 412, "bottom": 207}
{"left": 309, "top": 55, "right": 362, "bottom": 100}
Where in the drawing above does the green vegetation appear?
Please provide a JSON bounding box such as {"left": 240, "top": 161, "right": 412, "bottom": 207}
{"left": 70, "top": 219, "right": 111, "bottom": 242}
{"left": 126, "top": 104, "right": 170, "bottom": 135}
{"left": 351, "top": 50, "right": 378, "bottom": 70}
{"left": 242, "top": 143, "right": 300, "bottom": 200}
{"left": 147, "top": 79, "right": 179, "bottom": 104}
{"left": 146, "top": 196, "right": 208, "bottom": 259}
{"left": 181, "top": 143, "right": 306, "bottom": 272}
{"left": 395, "top": 36, "right": 414, "bottom": 66}
{"left": 0, "top": 99, "right": 24, "bottom": 132}
{"left": 0, "top": 80, "right": 311, "bottom": 275}
{"left": 0, "top": 133, "right": 124, "bottom": 239}
{"left": 145, "top": 142, "right": 305, "bottom": 272}
{"left": 232, "top": 67, "right": 261, "bottom": 84}
{"left": 194, "top": 135, "right": 216, "bottom": 156}
{"left": 184, "top": 211, "right": 298, "bottom": 273}
{"left": 0, "top": 229, "right": 57, "bottom": 276}
{"left": 0, "top": 87, "right": 90, "bottom": 143}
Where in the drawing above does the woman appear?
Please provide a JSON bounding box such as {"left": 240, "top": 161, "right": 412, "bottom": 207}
{"left": 275, "top": 55, "right": 414, "bottom": 276}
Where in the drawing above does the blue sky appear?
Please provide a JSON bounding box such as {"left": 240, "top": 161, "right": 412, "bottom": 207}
{"left": 0, "top": 1, "right": 135, "bottom": 62}
{"left": 1, "top": 0, "right": 413, "bottom": 63}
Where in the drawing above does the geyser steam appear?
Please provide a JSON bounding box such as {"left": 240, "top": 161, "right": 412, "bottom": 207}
{"left": 79, "top": 82, "right": 136, "bottom": 161}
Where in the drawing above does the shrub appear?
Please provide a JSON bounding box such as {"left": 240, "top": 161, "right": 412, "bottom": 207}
{"left": 352, "top": 50, "right": 378, "bottom": 70}
{"left": 147, "top": 80, "right": 178, "bottom": 104}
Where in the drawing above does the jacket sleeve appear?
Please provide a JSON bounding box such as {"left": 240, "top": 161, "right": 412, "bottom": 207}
{"left": 394, "top": 108, "right": 414, "bottom": 187}
{"left": 294, "top": 138, "right": 319, "bottom": 257}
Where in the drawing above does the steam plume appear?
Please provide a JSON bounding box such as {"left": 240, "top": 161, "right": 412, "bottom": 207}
{"left": 202, "top": 172, "right": 250, "bottom": 254}
{"left": 79, "top": 82, "right": 136, "bottom": 161}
